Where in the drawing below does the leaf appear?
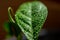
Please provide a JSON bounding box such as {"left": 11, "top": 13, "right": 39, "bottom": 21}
{"left": 15, "top": 1, "right": 48, "bottom": 40}
{"left": 4, "top": 22, "right": 13, "bottom": 34}
{"left": 4, "top": 22, "right": 22, "bottom": 37}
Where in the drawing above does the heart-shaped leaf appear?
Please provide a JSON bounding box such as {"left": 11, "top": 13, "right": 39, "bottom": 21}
{"left": 15, "top": 1, "right": 48, "bottom": 40}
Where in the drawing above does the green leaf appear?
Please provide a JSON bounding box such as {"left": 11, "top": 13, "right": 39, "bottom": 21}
{"left": 4, "top": 22, "right": 22, "bottom": 37}
{"left": 15, "top": 1, "right": 48, "bottom": 40}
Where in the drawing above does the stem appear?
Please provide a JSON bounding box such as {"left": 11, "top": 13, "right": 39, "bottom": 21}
{"left": 8, "top": 7, "right": 15, "bottom": 23}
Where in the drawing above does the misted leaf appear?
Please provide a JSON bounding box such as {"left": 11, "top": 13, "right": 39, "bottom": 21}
{"left": 15, "top": 1, "right": 48, "bottom": 40}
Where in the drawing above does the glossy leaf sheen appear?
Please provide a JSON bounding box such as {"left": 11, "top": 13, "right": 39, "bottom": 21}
{"left": 15, "top": 1, "right": 48, "bottom": 40}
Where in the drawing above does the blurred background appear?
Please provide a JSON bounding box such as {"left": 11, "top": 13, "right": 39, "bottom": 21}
{"left": 0, "top": 0, "right": 60, "bottom": 40}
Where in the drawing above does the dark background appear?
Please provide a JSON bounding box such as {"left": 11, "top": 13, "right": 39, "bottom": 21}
{"left": 0, "top": 0, "right": 60, "bottom": 40}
